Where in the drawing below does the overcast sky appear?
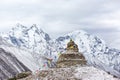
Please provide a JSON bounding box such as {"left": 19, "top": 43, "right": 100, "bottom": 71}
{"left": 0, "top": 0, "right": 120, "bottom": 49}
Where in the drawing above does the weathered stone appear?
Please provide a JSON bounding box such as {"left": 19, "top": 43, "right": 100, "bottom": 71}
{"left": 16, "top": 71, "right": 32, "bottom": 79}
{"left": 66, "top": 39, "right": 79, "bottom": 52}
{"left": 11, "top": 73, "right": 32, "bottom": 80}
{"left": 56, "top": 54, "right": 86, "bottom": 68}
{"left": 56, "top": 39, "right": 87, "bottom": 68}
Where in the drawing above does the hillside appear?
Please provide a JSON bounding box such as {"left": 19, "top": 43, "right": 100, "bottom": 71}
{"left": 0, "top": 48, "right": 30, "bottom": 80}
{"left": 18, "top": 66, "right": 120, "bottom": 80}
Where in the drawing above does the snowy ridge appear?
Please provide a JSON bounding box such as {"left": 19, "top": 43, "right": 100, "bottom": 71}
{"left": 55, "top": 30, "right": 120, "bottom": 78}
{"left": 1, "top": 24, "right": 51, "bottom": 53}
{"left": 0, "top": 24, "right": 120, "bottom": 78}
{"left": 0, "top": 45, "right": 39, "bottom": 72}
{"left": 0, "top": 24, "right": 54, "bottom": 68}
{"left": 0, "top": 47, "right": 30, "bottom": 80}
{"left": 0, "top": 35, "right": 45, "bottom": 72}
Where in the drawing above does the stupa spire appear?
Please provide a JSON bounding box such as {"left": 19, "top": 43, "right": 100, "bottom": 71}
{"left": 66, "top": 39, "right": 79, "bottom": 52}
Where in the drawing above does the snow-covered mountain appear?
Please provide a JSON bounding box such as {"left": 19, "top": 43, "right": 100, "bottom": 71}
{"left": 1, "top": 24, "right": 51, "bottom": 53}
{"left": 0, "top": 48, "right": 31, "bottom": 80}
{"left": 0, "top": 24, "right": 55, "bottom": 69}
{"left": 0, "top": 36, "right": 49, "bottom": 80}
{"left": 56, "top": 30, "right": 120, "bottom": 78}
{"left": 0, "top": 37, "right": 31, "bottom": 80}
{"left": 0, "top": 37, "right": 51, "bottom": 80}
{"left": 0, "top": 24, "right": 120, "bottom": 78}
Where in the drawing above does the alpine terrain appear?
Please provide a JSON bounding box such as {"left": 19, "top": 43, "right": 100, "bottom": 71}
{"left": 0, "top": 24, "right": 120, "bottom": 79}
{"left": 0, "top": 37, "right": 31, "bottom": 80}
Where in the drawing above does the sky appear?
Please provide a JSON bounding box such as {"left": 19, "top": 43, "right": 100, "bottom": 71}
{"left": 0, "top": 0, "right": 120, "bottom": 49}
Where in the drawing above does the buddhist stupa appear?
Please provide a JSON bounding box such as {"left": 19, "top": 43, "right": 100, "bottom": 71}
{"left": 56, "top": 39, "right": 87, "bottom": 68}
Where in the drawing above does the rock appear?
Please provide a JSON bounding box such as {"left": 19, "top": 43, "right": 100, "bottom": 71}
{"left": 16, "top": 71, "right": 32, "bottom": 79}
{"left": 8, "top": 71, "right": 32, "bottom": 80}
{"left": 66, "top": 39, "right": 79, "bottom": 52}
{"left": 39, "top": 70, "right": 50, "bottom": 77}
{"left": 57, "top": 54, "right": 86, "bottom": 68}
{"left": 56, "top": 39, "right": 87, "bottom": 68}
{"left": 18, "top": 66, "right": 120, "bottom": 80}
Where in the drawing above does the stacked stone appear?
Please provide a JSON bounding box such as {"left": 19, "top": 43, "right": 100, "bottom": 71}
{"left": 66, "top": 39, "right": 79, "bottom": 52}
{"left": 56, "top": 39, "right": 87, "bottom": 68}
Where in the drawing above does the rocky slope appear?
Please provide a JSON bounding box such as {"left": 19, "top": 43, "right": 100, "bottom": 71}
{"left": 18, "top": 66, "right": 120, "bottom": 80}
{"left": 0, "top": 37, "right": 40, "bottom": 80}
{"left": 0, "top": 48, "right": 30, "bottom": 80}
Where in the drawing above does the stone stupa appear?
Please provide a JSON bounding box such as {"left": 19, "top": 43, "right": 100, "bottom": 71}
{"left": 56, "top": 39, "right": 87, "bottom": 68}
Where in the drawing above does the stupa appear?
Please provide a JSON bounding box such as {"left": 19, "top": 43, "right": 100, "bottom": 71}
{"left": 66, "top": 39, "right": 79, "bottom": 53}
{"left": 56, "top": 39, "right": 87, "bottom": 68}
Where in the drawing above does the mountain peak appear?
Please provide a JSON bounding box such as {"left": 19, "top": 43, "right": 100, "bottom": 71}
{"left": 1, "top": 24, "right": 51, "bottom": 52}
{"left": 30, "top": 24, "right": 38, "bottom": 30}
{"left": 9, "top": 24, "right": 45, "bottom": 36}
{"left": 29, "top": 24, "right": 45, "bottom": 35}
{"left": 67, "top": 30, "right": 87, "bottom": 36}
{"left": 14, "top": 23, "right": 27, "bottom": 30}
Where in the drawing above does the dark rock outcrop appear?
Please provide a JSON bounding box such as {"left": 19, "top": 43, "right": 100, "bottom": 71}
{"left": 0, "top": 48, "right": 30, "bottom": 80}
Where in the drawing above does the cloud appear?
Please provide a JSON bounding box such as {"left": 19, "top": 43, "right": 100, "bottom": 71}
{"left": 0, "top": 0, "right": 120, "bottom": 49}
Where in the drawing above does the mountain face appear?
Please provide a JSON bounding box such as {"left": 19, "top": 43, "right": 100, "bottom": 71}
{"left": 2, "top": 24, "right": 51, "bottom": 53}
{"left": 0, "top": 36, "right": 42, "bottom": 80}
{"left": 0, "top": 24, "right": 120, "bottom": 78}
{"left": 55, "top": 30, "right": 120, "bottom": 78}
{"left": 0, "top": 47, "right": 30, "bottom": 80}
{"left": 1, "top": 24, "right": 54, "bottom": 69}
{"left": 0, "top": 36, "right": 44, "bottom": 71}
